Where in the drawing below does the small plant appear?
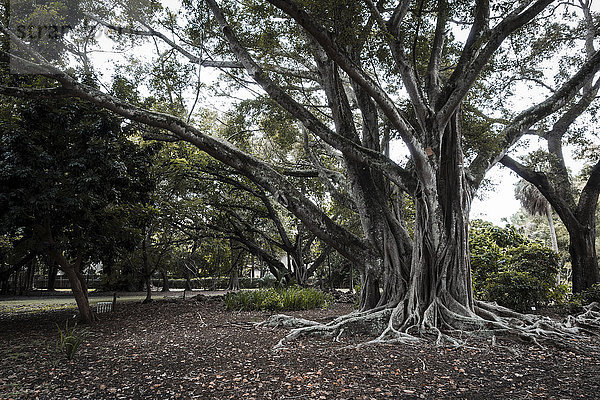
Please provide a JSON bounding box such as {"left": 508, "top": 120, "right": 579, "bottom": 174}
{"left": 56, "top": 321, "right": 87, "bottom": 360}
{"left": 260, "top": 291, "right": 284, "bottom": 311}
{"left": 570, "top": 283, "right": 600, "bottom": 311}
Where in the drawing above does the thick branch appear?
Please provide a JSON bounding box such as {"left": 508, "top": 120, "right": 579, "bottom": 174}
{"left": 1, "top": 24, "right": 371, "bottom": 263}
{"left": 23, "top": 76, "right": 373, "bottom": 266}
{"left": 578, "top": 160, "right": 600, "bottom": 221}
{"left": 262, "top": 0, "right": 431, "bottom": 178}
{"left": 364, "top": 0, "right": 430, "bottom": 127}
{"left": 500, "top": 155, "right": 579, "bottom": 229}
{"left": 470, "top": 49, "right": 600, "bottom": 185}
{"left": 0, "top": 86, "right": 73, "bottom": 98}
{"left": 303, "top": 132, "right": 357, "bottom": 211}
{"left": 205, "top": 0, "right": 418, "bottom": 193}
{"left": 438, "top": 1, "right": 552, "bottom": 124}
{"left": 425, "top": 0, "right": 449, "bottom": 104}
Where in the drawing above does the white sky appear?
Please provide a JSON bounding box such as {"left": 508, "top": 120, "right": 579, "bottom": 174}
{"left": 471, "top": 166, "right": 520, "bottom": 225}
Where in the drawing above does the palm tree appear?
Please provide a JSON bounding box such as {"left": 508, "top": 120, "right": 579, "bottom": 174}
{"left": 515, "top": 180, "right": 559, "bottom": 253}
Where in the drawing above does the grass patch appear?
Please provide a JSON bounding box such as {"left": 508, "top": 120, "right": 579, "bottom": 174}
{"left": 0, "top": 295, "right": 149, "bottom": 314}
{"left": 225, "top": 287, "right": 333, "bottom": 311}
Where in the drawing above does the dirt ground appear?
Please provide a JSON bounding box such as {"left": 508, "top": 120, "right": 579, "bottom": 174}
{"left": 1, "top": 296, "right": 599, "bottom": 399}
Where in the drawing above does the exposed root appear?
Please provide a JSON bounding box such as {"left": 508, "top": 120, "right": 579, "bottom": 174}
{"left": 256, "top": 314, "right": 320, "bottom": 330}
{"left": 268, "top": 309, "right": 393, "bottom": 350}
{"left": 565, "top": 302, "right": 600, "bottom": 332}
{"left": 260, "top": 298, "right": 600, "bottom": 352}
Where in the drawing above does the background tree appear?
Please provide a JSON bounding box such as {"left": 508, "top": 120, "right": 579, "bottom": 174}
{"left": 469, "top": 219, "right": 562, "bottom": 311}
{"left": 515, "top": 179, "right": 559, "bottom": 252}
{"left": 0, "top": 97, "right": 156, "bottom": 322}
{"left": 499, "top": 0, "right": 600, "bottom": 293}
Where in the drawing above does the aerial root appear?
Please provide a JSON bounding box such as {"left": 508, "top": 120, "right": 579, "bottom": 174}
{"left": 260, "top": 299, "right": 600, "bottom": 351}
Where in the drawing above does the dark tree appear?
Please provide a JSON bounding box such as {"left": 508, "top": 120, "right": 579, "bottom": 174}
{"left": 0, "top": 98, "right": 156, "bottom": 322}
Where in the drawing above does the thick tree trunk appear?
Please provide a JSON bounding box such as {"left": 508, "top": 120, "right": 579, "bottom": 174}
{"left": 359, "top": 270, "right": 380, "bottom": 311}
{"left": 377, "top": 222, "right": 412, "bottom": 307}
{"left": 569, "top": 225, "right": 599, "bottom": 293}
{"left": 228, "top": 266, "right": 240, "bottom": 290}
{"left": 62, "top": 264, "right": 95, "bottom": 324}
{"left": 160, "top": 270, "right": 170, "bottom": 292}
{"left": 402, "top": 114, "right": 475, "bottom": 329}
{"left": 47, "top": 261, "right": 58, "bottom": 291}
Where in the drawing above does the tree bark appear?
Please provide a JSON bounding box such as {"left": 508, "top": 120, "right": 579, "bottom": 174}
{"left": 568, "top": 224, "right": 599, "bottom": 293}
{"left": 47, "top": 260, "right": 58, "bottom": 291}
{"left": 359, "top": 270, "right": 380, "bottom": 311}
{"left": 62, "top": 266, "right": 95, "bottom": 323}
{"left": 40, "top": 226, "right": 96, "bottom": 323}
{"left": 228, "top": 266, "right": 240, "bottom": 290}
{"left": 402, "top": 113, "right": 475, "bottom": 329}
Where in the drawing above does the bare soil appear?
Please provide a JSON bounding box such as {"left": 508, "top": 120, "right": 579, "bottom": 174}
{"left": 1, "top": 296, "right": 599, "bottom": 399}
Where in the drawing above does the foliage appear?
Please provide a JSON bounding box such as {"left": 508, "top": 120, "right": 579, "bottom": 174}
{"left": 574, "top": 283, "right": 600, "bottom": 306}
{"left": 56, "top": 321, "right": 87, "bottom": 360}
{"left": 469, "top": 220, "right": 529, "bottom": 295}
{"left": 0, "top": 97, "right": 157, "bottom": 267}
{"left": 505, "top": 244, "right": 559, "bottom": 287}
{"left": 482, "top": 270, "right": 547, "bottom": 312}
{"left": 225, "top": 287, "right": 333, "bottom": 311}
{"left": 3, "top": 0, "right": 598, "bottom": 335}
{"left": 470, "top": 221, "right": 562, "bottom": 310}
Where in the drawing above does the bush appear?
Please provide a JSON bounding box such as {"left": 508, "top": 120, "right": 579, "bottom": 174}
{"left": 574, "top": 283, "right": 600, "bottom": 306}
{"left": 505, "top": 244, "right": 559, "bottom": 286}
{"left": 225, "top": 287, "right": 333, "bottom": 311}
{"left": 469, "top": 220, "right": 563, "bottom": 310}
{"left": 469, "top": 221, "right": 531, "bottom": 296}
{"left": 483, "top": 271, "right": 547, "bottom": 312}
{"left": 260, "top": 290, "right": 284, "bottom": 311}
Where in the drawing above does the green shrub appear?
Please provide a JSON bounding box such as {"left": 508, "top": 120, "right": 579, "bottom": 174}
{"left": 260, "top": 291, "right": 284, "bottom": 311}
{"left": 483, "top": 271, "right": 546, "bottom": 312}
{"left": 505, "top": 244, "right": 559, "bottom": 286}
{"left": 225, "top": 287, "right": 333, "bottom": 311}
{"left": 469, "top": 221, "right": 530, "bottom": 296}
{"left": 469, "top": 220, "right": 563, "bottom": 310}
{"left": 575, "top": 283, "right": 600, "bottom": 305}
